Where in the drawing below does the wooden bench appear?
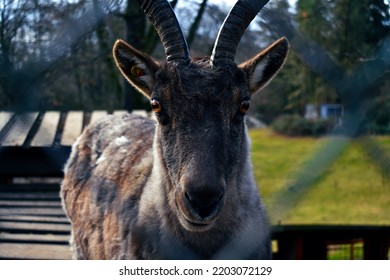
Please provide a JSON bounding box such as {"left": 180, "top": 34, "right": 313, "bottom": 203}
{"left": 0, "top": 110, "right": 150, "bottom": 259}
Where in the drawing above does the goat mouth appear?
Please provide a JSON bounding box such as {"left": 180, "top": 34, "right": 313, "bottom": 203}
{"left": 185, "top": 218, "right": 211, "bottom": 228}
{"left": 175, "top": 194, "right": 219, "bottom": 232}
{"left": 178, "top": 211, "right": 215, "bottom": 232}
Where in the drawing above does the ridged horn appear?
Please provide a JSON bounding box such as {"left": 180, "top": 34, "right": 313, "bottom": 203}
{"left": 136, "top": 0, "right": 190, "bottom": 63}
{"left": 211, "top": 0, "right": 270, "bottom": 66}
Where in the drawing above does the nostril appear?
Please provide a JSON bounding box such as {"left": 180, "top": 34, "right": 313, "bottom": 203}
{"left": 185, "top": 192, "right": 191, "bottom": 203}
{"left": 184, "top": 190, "right": 224, "bottom": 218}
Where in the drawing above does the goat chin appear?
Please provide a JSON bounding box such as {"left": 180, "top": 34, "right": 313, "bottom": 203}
{"left": 62, "top": 0, "right": 288, "bottom": 260}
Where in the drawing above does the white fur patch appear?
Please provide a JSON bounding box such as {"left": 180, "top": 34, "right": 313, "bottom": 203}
{"left": 115, "top": 136, "right": 131, "bottom": 146}
{"left": 249, "top": 60, "right": 268, "bottom": 90}
{"left": 96, "top": 156, "right": 106, "bottom": 165}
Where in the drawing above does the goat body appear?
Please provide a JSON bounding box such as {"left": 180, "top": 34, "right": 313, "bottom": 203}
{"left": 62, "top": 112, "right": 271, "bottom": 259}
{"left": 61, "top": 0, "right": 288, "bottom": 260}
{"left": 61, "top": 112, "right": 270, "bottom": 259}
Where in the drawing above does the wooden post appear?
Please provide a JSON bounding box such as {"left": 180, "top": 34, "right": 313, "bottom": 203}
{"left": 364, "top": 236, "right": 390, "bottom": 260}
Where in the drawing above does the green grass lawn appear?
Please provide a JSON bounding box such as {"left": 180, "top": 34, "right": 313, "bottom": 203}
{"left": 249, "top": 128, "right": 390, "bottom": 225}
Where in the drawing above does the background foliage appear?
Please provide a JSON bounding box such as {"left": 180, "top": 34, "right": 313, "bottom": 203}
{"left": 0, "top": 0, "right": 389, "bottom": 134}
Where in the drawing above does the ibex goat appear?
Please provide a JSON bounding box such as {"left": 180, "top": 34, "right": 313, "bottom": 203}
{"left": 61, "top": 0, "right": 288, "bottom": 259}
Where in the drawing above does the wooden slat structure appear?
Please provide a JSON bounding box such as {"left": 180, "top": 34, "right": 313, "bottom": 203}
{"left": 0, "top": 111, "right": 141, "bottom": 178}
{"left": 30, "top": 111, "right": 61, "bottom": 147}
{"left": 272, "top": 225, "right": 390, "bottom": 260}
{"left": 0, "top": 110, "right": 145, "bottom": 260}
{"left": 0, "top": 184, "right": 72, "bottom": 259}
{"left": 89, "top": 110, "right": 108, "bottom": 125}
{"left": 0, "top": 112, "right": 13, "bottom": 130}
{"left": 60, "top": 111, "right": 84, "bottom": 146}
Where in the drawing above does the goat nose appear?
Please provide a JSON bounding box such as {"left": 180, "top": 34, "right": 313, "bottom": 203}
{"left": 185, "top": 189, "right": 224, "bottom": 219}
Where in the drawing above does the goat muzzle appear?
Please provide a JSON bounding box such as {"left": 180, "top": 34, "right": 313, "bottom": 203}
{"left": 175, "top": 182, "right": 225, "bottom": 232}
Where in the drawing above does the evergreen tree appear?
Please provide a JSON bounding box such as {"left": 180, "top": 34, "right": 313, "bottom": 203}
{"left": 295, "top": 0, "right": 390, "bottom": 107}
{"left": 297, "top": 0, "right": 390, "bottom": 68}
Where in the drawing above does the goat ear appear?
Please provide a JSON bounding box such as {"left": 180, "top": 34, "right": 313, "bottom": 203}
{"left": 113, "top": 39, "right": 160, "bottom": 98}
{"left": 239, "top": 37, "right": 289, "bottom": 95}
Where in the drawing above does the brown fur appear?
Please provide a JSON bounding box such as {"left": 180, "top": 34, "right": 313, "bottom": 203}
{"left": 62, "top": 1, "right": 289, "bottom": 260}
{"left": 61, "top": 114, "right": 154, "bottom": 259}
{"left": 61, "top": 111, "right": 272, "bottom": 259}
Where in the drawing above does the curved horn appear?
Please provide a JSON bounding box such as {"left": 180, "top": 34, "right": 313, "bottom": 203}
{"left": 136, "top": 0, "right": 190, "bottom": 63}
{"left": 211, "top": 0, "right": 270, "bottom": 66}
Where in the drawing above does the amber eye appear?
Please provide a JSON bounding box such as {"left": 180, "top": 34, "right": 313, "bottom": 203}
{"left": 239, "top": 101, "right": 250, "bottom": 114}
{"left": 150, "top": 99, "right": 162, "bottom": 113}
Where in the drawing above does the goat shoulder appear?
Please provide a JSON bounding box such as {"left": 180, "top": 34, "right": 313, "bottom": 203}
{"left": 61, "top": 114, "right": 154, "bottom": 259}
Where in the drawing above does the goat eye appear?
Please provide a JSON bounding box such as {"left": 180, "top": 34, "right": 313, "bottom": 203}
{"left": 239, "top": 101, "right": 250, "bottom": 114}
{"left": 150, "top": 99, "right": 162, "bottom": 113}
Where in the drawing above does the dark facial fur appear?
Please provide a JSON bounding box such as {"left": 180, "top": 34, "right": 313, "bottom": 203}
{"left": 151, "top": 61, "right": 251, "bottom": 229}
{"left": 62, "top": 0, "right": 289, "bottom": 259}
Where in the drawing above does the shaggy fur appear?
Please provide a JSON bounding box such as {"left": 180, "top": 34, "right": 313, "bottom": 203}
{"left": 61, "top": 114, "right": 154, "bottom": 259}
{"left": 61, "top": 0, "right": 289, "bottom": 260}
{"left": 61, "top": 62, "right": 273, "bottom": 259}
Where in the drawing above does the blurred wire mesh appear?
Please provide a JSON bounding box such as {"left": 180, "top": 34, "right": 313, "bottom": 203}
{"left": 1, "top": 0, "right": 389, "bottom": 225}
